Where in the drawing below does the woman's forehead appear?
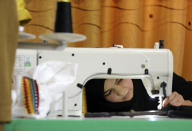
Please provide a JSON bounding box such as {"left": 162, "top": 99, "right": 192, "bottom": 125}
{"left": 104, "top": 79, "right": 116, "bottom": 91}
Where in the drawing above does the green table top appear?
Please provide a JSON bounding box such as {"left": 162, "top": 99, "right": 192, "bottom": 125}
{"left": 5, "top": 118, "right": 192, "bottom": 131}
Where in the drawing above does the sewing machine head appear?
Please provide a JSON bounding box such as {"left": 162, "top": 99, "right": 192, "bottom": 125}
{"left": 37, "top": 47, "right": 173, "bottom": 115}
{"left": 15, "top": 47, "right": 173, "bottom": 117}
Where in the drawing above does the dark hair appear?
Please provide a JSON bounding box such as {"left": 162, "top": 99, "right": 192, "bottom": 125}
{"left": 85, "top": 79, "right": 159, "bottom": 112}
{"left": 85, "top": 79, "right": 135, "bottom": 112}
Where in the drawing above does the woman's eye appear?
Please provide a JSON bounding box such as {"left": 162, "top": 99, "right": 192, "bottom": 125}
{"left": 104, "top": 89, "right": 112, "bottom": 97}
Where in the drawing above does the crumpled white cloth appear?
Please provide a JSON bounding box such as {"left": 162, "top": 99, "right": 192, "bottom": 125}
{"left": 33, "top": 61, "right": 78, "bottom": 118}
{"left": 33, "top": 61, "right": 78, "bottom": 94}
{"left": 12, "top": 61, "right": 78, "bottom": 119}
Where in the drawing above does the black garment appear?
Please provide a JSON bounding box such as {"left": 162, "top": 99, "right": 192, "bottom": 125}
{"left": 85, "top": 73, "right": 192, "bottom": 112}
{"left": 172, "top": 73, "right": 192, "bottom": 101}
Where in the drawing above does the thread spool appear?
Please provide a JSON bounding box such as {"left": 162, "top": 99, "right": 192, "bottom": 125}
{"left": 159, "top": 40, "right": 165, "bottom": 48}
{"left": 54, "top": 0, "right": 73, "bottom": 32}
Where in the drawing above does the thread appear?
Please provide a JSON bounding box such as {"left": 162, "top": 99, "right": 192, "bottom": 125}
{"left": 54, "top": 1, "right": 73, "bottom": 32}
{"left": 21, "top": 77, "right": 39, "bottom": 114}
{"left": 59, "top": 0, "right": 70, "bottom": 2}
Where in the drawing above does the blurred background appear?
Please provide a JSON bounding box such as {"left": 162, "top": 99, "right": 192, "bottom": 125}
{"left": 22, "top": 0, "right": 192, "bottom": 80}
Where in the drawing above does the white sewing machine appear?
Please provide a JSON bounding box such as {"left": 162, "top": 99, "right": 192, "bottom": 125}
{"left": 15, "top": 46, "right": 173, "bottom": 118}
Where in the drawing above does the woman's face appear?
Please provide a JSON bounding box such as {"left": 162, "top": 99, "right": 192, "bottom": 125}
{"left": 104, "top": 79, "right": 134, "bottom": 102}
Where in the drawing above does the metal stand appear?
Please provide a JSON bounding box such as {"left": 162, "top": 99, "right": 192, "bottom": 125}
{"left": 39, "top": 33, "right": 86, "bottom": 50}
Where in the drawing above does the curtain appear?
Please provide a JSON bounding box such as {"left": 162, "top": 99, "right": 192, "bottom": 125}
{"left": 24, "top": 0, "right": 192, "bottom": 80}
